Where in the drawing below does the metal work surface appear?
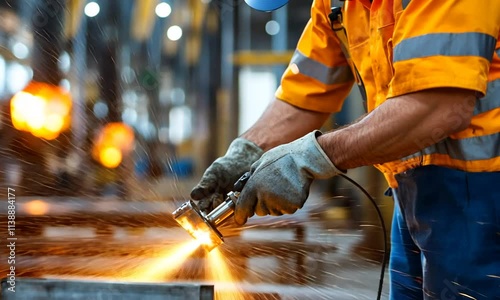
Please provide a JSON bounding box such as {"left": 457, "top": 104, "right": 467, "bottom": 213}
{"left": 0, "top": 278, "right": 214, "bottom": 300}
{"left": 0, "top": 195, "right": 390, "bottom": 299}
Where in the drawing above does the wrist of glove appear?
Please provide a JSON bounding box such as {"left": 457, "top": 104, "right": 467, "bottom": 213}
{"left": 191, "top": 137, "right": 263, "bottom": 214}
{"left": 234, "top": 130, "right": 344, "bottom": 225}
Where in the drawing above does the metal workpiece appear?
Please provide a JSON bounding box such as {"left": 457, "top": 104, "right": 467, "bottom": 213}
{"left": 0, "top": 278, "right": 214, "bottom": 300}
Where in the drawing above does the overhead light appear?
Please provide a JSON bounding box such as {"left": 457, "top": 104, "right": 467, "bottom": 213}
{"left": 12, "top": 42, "right": 29, "bottom": 60}
{"left": 155, "top": 2, "right": 172, "bottom": 18}
{"left": 58, "top": 51, "right": 71, "bottom": 73}
{"left": 92, "top": 122, "right": 135, "bottom": 168}
{"left": 84, "top": 2, "right": 100, "bottom": 18}
{"left": 265, "top": 20, "right": 280, "bottom": 36}
{"left": 170, "top": 88, "right": 185, "bottom": 105}
{"left": 122, "top": 108, "right": 138, "bottom": 125}
{"left": 7, "top": 63, "right": 32, "bottom": 94}
{"left": 167, "top": 25, "right": 182, "bottom": 41}
{"left": 60, "top": 79, "right": 70, "bottom": 90}
{"left": 169, "top": 106, "right": 192, "bottom": 145}
{"left": 10, "top": 81, "right": 72, "bottom": 140}
{"left": 93, "top": 101, "right": 108, "bottom": 119}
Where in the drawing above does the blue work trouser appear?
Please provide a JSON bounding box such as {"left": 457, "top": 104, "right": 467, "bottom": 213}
{"left": 389, "top": 165, "right": 500, "bottom": 299}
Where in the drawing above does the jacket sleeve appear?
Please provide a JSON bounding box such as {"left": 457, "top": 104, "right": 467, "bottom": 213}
{"left": 387, "top": 0, "right": 500, "bottom": 98}
{"left": 275, "top": 0, "right": 355, "bottom": 113}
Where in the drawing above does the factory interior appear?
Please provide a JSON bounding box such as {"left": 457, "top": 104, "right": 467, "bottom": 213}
{"left": 0, "top": 0, "right": 395, "bottom": 299}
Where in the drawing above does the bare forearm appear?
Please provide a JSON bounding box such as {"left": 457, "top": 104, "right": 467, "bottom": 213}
{"left": 242, "top": 98, "right": 330, "bottom": 151}
{"left": 318, "top": 88, "right": 477, "bottom": 170}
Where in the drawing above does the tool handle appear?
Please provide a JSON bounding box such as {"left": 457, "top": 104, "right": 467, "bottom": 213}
{"left": 206, "top": 172, "right": 251, "bottom": 226}
{"left": 233, "top": 172, "right": 251, "bottom": 192}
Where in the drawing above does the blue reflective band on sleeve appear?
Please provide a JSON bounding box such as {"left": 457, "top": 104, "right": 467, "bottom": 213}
{"left": 402, "top": 131, "right": 500, "bottom": 162}
{"left": 474, "top": 79, "right": 500, "bottom": 116}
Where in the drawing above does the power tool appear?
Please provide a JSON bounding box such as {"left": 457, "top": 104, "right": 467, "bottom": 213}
{"left": 172, "top": 172, "right": 250, "bottom": 251}
{"left": 173, "top": 169, "right": 388, "bottom": 300}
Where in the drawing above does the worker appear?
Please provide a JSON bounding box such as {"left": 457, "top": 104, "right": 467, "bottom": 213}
{"left": 191, "top": 0, "right": 500, "bottom": 298}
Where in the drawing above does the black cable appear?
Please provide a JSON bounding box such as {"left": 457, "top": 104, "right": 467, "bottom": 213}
{"left": 339, "top": 174, "right": 388, "bottom": 300}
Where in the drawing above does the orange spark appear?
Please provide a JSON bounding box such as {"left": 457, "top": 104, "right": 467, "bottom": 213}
{"left": 207, "top": 248, "right": 245, "bottom": 300}
{"left": 126, "top": 240, "right": 200, "bottom": 282}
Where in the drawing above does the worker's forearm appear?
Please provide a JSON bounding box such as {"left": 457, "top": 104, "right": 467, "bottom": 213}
{"left": 242, "top": 98, "right": 330, "bottom": 151}
{"left": 318, "top": 88, "right": 477, "bottom": 170}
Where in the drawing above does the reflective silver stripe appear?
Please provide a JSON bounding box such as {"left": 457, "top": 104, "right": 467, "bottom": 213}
{"left": 475, "top": 79, "right": 500, "bottom": 115}
{"left": 402, "top": 132, "right": 500, "bottom": 162}
{"left": 402, "top": 0, "right": 411, "bottom": 9}
{"left": 290, "top": 50, "right": 353, "bottom": 85}
{"left": 393, "top": 32, "right": 497, "bottom": 63}
{"left": 497, "top": 48, "right": 500, "bottom": 58}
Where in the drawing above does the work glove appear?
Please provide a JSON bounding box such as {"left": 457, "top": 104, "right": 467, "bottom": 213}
{"left": 191, "top": 138, "right": 264, "bottom": 214}
{"left": 234, "top": 130, "right": 344, "bottom": 225}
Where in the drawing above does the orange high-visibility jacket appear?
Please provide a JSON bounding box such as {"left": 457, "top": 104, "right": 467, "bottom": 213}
{"left": 276, "top": 0, "right": 500, "bottom": 187}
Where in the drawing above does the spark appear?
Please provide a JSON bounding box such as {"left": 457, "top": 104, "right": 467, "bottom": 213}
{"left": 192, "top": 230, "right": 214, "bottom": 248}
{"left": 458, "top": 293, "right": 477, "bottom": 300}
{"left": 207, "top": 248, "right": 245, "bottom": 300}
{"left": 125, "top": 240, "right": 200, "bottom": 282}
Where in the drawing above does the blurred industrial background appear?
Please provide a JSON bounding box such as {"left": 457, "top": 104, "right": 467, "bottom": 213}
{"left": 0, "top": 0, "right": 393, "bottom": 299}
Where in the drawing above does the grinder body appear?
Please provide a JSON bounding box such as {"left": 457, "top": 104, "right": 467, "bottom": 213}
{"left": 172, "top": 172, "right": 250, "bottom": 251}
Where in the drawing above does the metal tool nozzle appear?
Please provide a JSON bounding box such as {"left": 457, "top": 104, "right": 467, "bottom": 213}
{"left": 172, "top": 172, "right": 251, "bottom": 251}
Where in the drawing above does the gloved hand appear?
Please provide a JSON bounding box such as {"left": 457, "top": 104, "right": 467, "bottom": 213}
{"left": 234, "top": 130, "right": 344, "bottom": 225}
{"left": 191, "top": 138, "right": 264, "bottom": 214}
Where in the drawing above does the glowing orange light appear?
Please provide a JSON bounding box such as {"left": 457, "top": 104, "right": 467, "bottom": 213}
{"left": 99, "top": 146, "right": 122, "bottom": 169}
{"left": 45, "top": 114, "right": 64, "bottom": 133}
{"left": 105, "top": 123, "right": 135, "bottom": 153}
{"left": 207, "top": 248, "right": 245, "bottom": 300}
{"left": 92, "top": 122, "right": 135, "bottom": 169}
{"left": 10, "top": 81, "right": 72, "bottom": 140}
{"left": 126, "top": 240, "right": 200, "bottom": 282}
{"left": 24, "top": 200, "right": 49, "bottom": 215}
